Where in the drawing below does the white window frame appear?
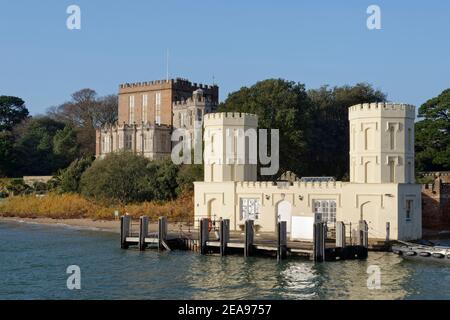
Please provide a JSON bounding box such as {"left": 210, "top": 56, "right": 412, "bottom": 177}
{"left": 155, "top": 92, "right": 161, "bottom": 125}
{"left": 313, "top": 200, "right": 337, "bottom": 224}
{"left": 240, "top": 198, "right": 260, "bottom": 221}
{"left": 129, "top": 95, "right": 135, "bottom": 123}
{"left": 142, "top": 94, "right": 148, "bottom": 122}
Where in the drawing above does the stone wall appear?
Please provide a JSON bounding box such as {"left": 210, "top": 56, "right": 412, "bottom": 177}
{"left": 422, "top": 175, "right": 450, "bottom": 231}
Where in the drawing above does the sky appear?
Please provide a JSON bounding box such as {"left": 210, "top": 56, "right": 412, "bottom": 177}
{"left": 1, "top": 0, "right": 449, "bottom": 115}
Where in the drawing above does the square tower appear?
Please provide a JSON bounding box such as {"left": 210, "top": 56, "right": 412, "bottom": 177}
{"left": 349, "top": 103, "right": 416, "bottom": 184}
{"left": 203, "top": 112, "right": 258, "bottom": 182}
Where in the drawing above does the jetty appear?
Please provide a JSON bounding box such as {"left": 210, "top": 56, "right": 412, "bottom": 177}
{"left": 120, "top": 216, "right": 369, "bottom": 262}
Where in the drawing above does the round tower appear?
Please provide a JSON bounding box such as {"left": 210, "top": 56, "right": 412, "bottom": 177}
{"left": 348, "top": 103, "right": 415, "bottom": 184}
{"left": 203, "top": 112, "right": 258, "bottom": 182}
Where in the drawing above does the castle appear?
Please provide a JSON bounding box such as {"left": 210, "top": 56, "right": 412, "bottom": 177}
{"left": 95, "top": 78, "right": 218, "bottom": 159}
{"left": 194, "top": 103, "right": 422, "bottom": 241}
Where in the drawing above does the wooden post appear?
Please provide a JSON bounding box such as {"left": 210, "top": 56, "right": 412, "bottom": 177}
{"left": 158, "top": 216, "right": 168, "bottom": 251}
{"left": 313, "top": 222, "right": 325, "bottom": 262}
{"left": 336, "top": 221, "right": 346, "bottom": 248}
{"left": 120, "top": 216, "right": 130, "bottom": 249}
{"left": 386, "top": 222, "right": 390, "bottom": 242}
{"left": 358, "top": 220, "right": 369, "bottom": 248}
{"left": 220, "top": 219, "right": 230, "bottom": 256}
{"left": 139, "top": 216, "right": 149, "bottom": 251}
{"left": 199, "top": 218, "right": 209, "bottom": 255}
{"left": 277, "top": 221, "right": 287, "bottom": 261}
{"left": 244, "top": 220, "right": 254, "bottom": 257}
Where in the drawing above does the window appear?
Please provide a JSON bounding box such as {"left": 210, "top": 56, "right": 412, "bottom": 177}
{"left": 125, "top": 134, "right": 132, "bottom": 150}
{"left": 407, "top": 128, "right": 412, "bottom": 151}
{"left": 142, "top": 94, "right": 148, "bottom": 122}
{"left": 389, "top": 158, "right": 396, "bottom": 183}
{"left": 313, "top": 200, "right": 336, "bottom": 224}
{"left": 128, "top": 95, "right": 135, "bottom": 123}
{"left": 240, "top": 198, "right": 260, "bottom": 221}
{"left": 406, "top": 200, "right": 413, "bottom": 221}
{"left": 389, "top": 125, "right": 395, "bottom": 150}
{"left": 155, "top": 92, "right": 161, "bottom": 125}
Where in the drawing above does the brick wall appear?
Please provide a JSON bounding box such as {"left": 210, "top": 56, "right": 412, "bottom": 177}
{"left": 422, "top": 177, "right": 450, "bottom": 231}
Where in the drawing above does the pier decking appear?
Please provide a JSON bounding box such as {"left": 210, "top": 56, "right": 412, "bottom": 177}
{"left": 120, "top": 216, "right": 369, "bottom": 262}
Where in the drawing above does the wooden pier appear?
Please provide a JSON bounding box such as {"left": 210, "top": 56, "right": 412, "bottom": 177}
{"left": 120, "top": 216, "right": 369, "bottom": 262}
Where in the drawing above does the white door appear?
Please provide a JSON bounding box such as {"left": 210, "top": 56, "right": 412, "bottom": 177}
{"left": 277, "top": 200, "right": 292, "bottom": 233}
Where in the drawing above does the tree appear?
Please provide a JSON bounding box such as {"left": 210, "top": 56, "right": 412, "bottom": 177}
{"left": 307, "top": 83, "right": 387, "bottom": 179}
{"left": 147, "top": 159, "right": 179, "bottom": 201}
{"left": 219, "top": 79, "right": 312, "bottom": 178}
{"left": 80, "top": 152, "right": 153, "bottom": 203}
{"left": 0, "top": 96, "right": 29, "bottom": 132}
{"left": 176, "top": 164, "right": 203, "bottom": 195}
{"left": 53, "top": 125, "right": 80, "bottom": 163}
{"left": 58, "top": 157, "right": 94, "bottom": 193}
{"left": 0, "top": 131, "right": 15, "bottom": 177}
{"left": 415, "top": 89, "right": 450, "bottom": 172}
{"left": 48, "top": 89, "right": 118, "bottom": 156}
{"left": 12, "top": 117, "right": 79, "bottom": 176}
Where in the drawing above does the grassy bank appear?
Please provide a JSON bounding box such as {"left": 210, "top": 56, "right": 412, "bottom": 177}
{"left": 0, "top": 192, "right": 194, "bottom": 222}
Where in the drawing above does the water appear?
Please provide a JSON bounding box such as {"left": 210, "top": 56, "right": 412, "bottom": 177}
{"left": 1, "top": 220, "right": 449, "bottom": 300}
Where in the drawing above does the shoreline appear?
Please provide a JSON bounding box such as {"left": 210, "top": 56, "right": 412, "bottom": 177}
{"left": 0, "top": 216, "right": 121, "bottom": 234}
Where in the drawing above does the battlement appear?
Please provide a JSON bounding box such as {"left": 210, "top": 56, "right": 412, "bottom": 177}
{"left": 119, "top": 78, "right": 218, "bottom": 91}
{"left": 349, "top": 102, "right": 415, "bottom": 119}
{"left": 203, "top": 112, "right": 258, "bottom": 127}
{"left": 235, "top": 181, "right": 344, "bottom": 189}
{"left": 99, "top": 122, "right": 171, "bottom": 132}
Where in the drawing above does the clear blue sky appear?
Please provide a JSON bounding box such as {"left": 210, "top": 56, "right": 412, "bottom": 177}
{"left": 1, "top": 0, "right": 449, "bottom": 115}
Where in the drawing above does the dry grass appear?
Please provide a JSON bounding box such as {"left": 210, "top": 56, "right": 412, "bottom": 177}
{"left": 0, "top": 192, "right": 194, "bottom": 222}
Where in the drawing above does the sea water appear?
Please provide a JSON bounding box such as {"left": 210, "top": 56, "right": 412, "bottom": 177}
{"left": 0, "top": 220, "right": 449, "bottom": 300}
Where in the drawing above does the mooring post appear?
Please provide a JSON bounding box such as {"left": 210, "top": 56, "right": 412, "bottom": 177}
{"left": 313, "top": 222, "right": 325, "bottom": 262}
{"left": 139, "top": 216, "right": 149, "bottom": 251}
{"left": 336, "top": 221, "right": 346, "bottom": 248}
{"left": 120, "top": 215, "right": 130, "bottom": 249}
{"left": 358, "top": 220, "right": 369, "bottom": 248}
{"left": 244, "top": 220, "right": 254, "bottom": 258}
{"left": 220, "top": 219, "right": 230, "bottom": 256}
{"left": 158, "top": 216, "right": 168, "bottom": 251}
{"left": 386, "top": 222, "right": 390, "bottom": 242}
{"left": 199, "top": 218, "right": 209, "bottom": 255}
{"left": 277, "top": 221, "right": 287, "bottom": 262}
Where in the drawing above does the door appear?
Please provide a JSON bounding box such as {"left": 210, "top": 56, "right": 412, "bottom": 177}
{"left": 277, "top": 200, "right": 292, "bottom": 233}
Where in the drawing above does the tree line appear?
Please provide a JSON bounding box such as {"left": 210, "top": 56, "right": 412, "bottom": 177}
{"left": 1, "top": 80, "right": 449, "bottom": 182}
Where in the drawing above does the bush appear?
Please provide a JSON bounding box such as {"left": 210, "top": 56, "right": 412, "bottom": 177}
{"left": 80, "top": 152, "right": 152, "bottom": 203}
{"left": 58, "top": 157, "right": 93, "bottom": 193}
{"left": 176, "top": 164, "right": 203, "bottom": 195}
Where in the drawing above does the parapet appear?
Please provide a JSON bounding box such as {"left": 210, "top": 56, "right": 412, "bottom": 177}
{"left": 203, "top": 112, "right": 258, "bottom": 127}
{"left": 348, "top": 102, "right": 416, "bottom": 120}
{"left": 119, "top": 78, "right": 218, "bottom": 91}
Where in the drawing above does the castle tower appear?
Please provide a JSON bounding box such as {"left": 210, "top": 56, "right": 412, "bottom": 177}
{"left": 203, "top": 112, "right": 258, "bottom": 182}
{"left": 348, "top": 103, "right": 416, "bottom": 184}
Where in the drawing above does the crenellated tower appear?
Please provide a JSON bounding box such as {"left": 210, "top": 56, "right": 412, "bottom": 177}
{"left": 203, "top": 112, "right": 258, "bottom": 182}
{"left": 348, "top": 103, "right": 416, "bottom": 184}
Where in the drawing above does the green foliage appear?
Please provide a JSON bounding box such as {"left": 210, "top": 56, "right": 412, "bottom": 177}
{"left": 307, "top": 83, "right": 387, "bottom": 178}
{"left": 176, "top": 164, "right": 203, "bottom": 195}
{"left": 58, "top": 157, "right": 94, "bottom": 193}
{"left": 415, "top": 89, "right": 450, "bottom": 172}
{"left": 0, "top": 96, "right": 29, "bottom": 131}
{"left": 219, "top": 79, "right": 387, "bottom": 179}
{"left": 147, "top": 159, "right": 179, "bottom": 201}
{"left": 0, "top": 131, "right": 15, "bottom": 177}
{"left": 219, "top": 79, "right": 312, "bottom": 177}
{"left": 12, "top": 117, "right": 80, "bottom": 176}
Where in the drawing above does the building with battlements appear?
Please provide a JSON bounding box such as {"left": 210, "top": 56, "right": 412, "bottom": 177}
{"left": 96, "top": 78, "right": 218, "bottom": 159}
{"left": 194, "top": 103, "right": 422, "bottom": 241}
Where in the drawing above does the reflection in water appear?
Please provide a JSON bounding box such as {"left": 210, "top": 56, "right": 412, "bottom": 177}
{"left": 1, "top": 221, "right": 450, "bottom": 300}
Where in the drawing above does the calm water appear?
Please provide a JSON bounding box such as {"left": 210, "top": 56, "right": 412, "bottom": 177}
{"left": 1, "top": 220, "right": 449, "bottom": 300}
